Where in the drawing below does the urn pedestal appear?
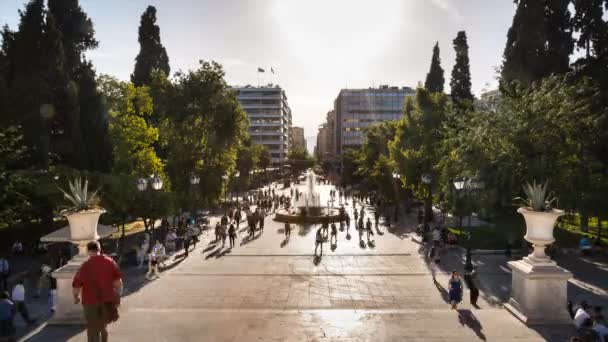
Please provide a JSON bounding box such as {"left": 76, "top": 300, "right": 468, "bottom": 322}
{"left": 504, "top": 207, "right": 572, "bottom": 325}
{"left": 41, "top": 222, "right": 115, "bottom": 325}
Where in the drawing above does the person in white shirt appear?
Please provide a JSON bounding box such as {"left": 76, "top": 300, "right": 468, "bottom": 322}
{"left": 146, "top": 240, "right": 166, "bottom": 280}
{"left": 11, "top": 242, "right": 23, "bottom": 256}
{"left": 11, "top": 279, "right": 35, "bottom": 324}
{"left": 574, "top": 303, "right": 591, "bottom": 330}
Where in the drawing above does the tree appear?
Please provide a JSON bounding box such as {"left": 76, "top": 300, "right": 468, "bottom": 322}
{"left": 255, "top": 145, "right": 271, "bottom": 171}
{"left": 424, "top": 42, "right": 445, "bottom": 93}
{"left": 0, "top": 126, "right": 32, "bottom": 228}
{"left": 572, "top": 0, "right": 605, "bottom": 59}
{"left": 450, "top": 31, "right": 473, "bottom": 106}
{"left": 98, "top": 75, "right": 162, "bottom": 177}
{"left": 47, "top": 0, "right": 98, "bottom": 74}
{"left": 389, "top": 89, "right": 448, "bottom": 221}
{"left": 162, "top": 61, "right": 248, "bottom": 207}
{"left": 358, "top": 121, "right": 399, "bottom": 203}
{"left": 287, "top": 146, "right": 313, "bottom": 177}
{"left": 131, "top": 6, "right": 170, "bottom": 87}
{"left": 501, "top": 0, "right": 573, "bottom": 89}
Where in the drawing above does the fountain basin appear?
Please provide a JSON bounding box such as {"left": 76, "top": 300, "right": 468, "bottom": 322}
{"left": 274, "top": 207, "right": 342, "bottom": 224}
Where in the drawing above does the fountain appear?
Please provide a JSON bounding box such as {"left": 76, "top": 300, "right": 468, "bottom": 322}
{"left": 275, "top": 170, "right": 341, "bottom": 223}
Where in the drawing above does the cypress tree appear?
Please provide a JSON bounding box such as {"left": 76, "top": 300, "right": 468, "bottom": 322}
{"left": 572, "top": 0, "right": 605, "bottom": 59}
{"left": 47, "top": 0, "right": 98, "bottom": 74}
{"left": 450, "top": 31, "right": 473, "bottom": 105}
{"left": 132, "top": 6, "right": 171, "bottom": 86}
{"left": 501, "top": 0, "right": 574, "bottom": 88}
{"left": 424, "top": 42, "right": 445, "bottom": 93}
{"left": 501, "top": 0, "right": 548, "bottom": 86}
{"left": 544, "top": 0, "right": 573, "bottom": 77}
{"left": 47, "top": 0, "right": 112, "bottom": 171}
{"left": 7, "top": 0, "right": 48, "bottom": 168}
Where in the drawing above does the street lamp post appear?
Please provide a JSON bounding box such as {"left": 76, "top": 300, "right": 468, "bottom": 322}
{"left": 392, "top": 172, "right": 400, "bottom": 222}
{"left": 137, "top": 175, "right": 164, "bottom": 233}
{"left": 189, "top": 173, "right": 200, "bottom": 219}
{"left": 222, "top": 174, "right": 229, "bottom": 213}
{"left": 421, "top": 173, "right": 432, "bottom": 226}
{"left": 453, "top": 177, "right": 484, "bottom": 270}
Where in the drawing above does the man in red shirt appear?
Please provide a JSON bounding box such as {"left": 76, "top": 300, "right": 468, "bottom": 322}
{"left": 73, "top": 241, "right": 123, "bottom": 342}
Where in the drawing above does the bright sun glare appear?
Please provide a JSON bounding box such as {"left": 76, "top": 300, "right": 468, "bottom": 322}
{"left": 272, "top": 0, "right": 403, "bottom": 68}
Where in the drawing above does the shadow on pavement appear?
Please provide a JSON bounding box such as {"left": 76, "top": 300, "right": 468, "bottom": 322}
{"left": 434, "top": 280, "right": 450, "bottom": 303}
{"left": 280, "top": 238, "right": 289, "bottom": 248}
{"left": 313, "top": 254, "right": 322, "bottom": 265}
{"left": 298, "top": 224, "right": 314, "bottom": 236}
{"left": 457, "top": 309, "right": 486, "bottom": 341}
{"left": 19, "top": 322, "right": 84, "bottom": 342}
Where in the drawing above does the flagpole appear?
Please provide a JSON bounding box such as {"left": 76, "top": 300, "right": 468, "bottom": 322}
{"left": 257, "top": 70, "right": 260, "bottom": 87}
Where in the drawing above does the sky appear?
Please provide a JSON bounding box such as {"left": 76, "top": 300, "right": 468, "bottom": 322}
{"left": 1, "top": 0, "right": 516, "bottom": 152}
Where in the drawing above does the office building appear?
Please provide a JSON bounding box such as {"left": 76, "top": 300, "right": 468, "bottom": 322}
{"left": 333, "top": 85, "right": 415, "bottom": 155}
{"left": 234, "top": 85, "right": 292, "bottom": 165}
{"left": 290, "top": 126, "right": 306, "bottom": 152}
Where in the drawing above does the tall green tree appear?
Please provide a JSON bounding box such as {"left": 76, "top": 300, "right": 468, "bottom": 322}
{"left": 450, "top": 31, "right": 473, "bottom": 106}
{"left": 389, "top": 89, "right": 448, "bottom": 221}
{"left": 501, "top": 0, "right": 573, "bottom": 88}
{"left": 131, "top": 6, "right": 170, "bottom": 87}
{"left": 98, "top": 75, "right": 163, "bottom": 177}
{"left": 162, "top": 61, "right": 248, "bottom": 207}
{"left": 424, "top": 42, "right": 445, "bottom": 93}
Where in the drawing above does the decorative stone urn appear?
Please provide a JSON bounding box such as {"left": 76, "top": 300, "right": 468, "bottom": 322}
{"left": 505, "top": 206, "right": 572, "bottom": 325}
{"left": 64, "top": 208, "right": 105, "bottom": 241}
{"left": 518, "top": 207, "right": 564, "bottom": 262}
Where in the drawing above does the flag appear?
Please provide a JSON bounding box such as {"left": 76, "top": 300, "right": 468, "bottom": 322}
{"left": 257, "top": 67, "right": 265, "bottom": 73}
{"left": 271, "top": 67, "right": 275, "bottom": 74}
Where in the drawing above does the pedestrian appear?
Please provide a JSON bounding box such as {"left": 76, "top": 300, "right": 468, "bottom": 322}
{"left": 48, "top": 275, "right": 57, "bottom": 313}
{"left": 221, "top": 224, "right": 228, "bottom": 248}
{"left": 137, "top": 234, "right": 150, "bottom": 269}
{"left": 235, "top": 209, "right": 241, "bottom": 228}
{"left": 330, "top": 223, "right": 338, "bottom": 245}
{"left": 146, "top": 240, "right": 165, "bottom": 280}
{"left": 72, "top": 241, "right": 123, "bottom": 342}
{"left": 183, "top": 231, "right": 191, "bottom": 257}
{"left": 0, "top": 257, "right": 9, "bottom": 292}
{"left": 0, "top": 291, "right": 15, "bottom": 341}
{"left": 259, "top": 211, "right": 265, "bottom": 232}
{"left": 314, "top": 229, "right": 324, "bottom": 256}
{"left": 464, "top": 268, "right": 479, "bottom": 308}
{"left": 11, "top": 279, "right": 35, "bottom": 324}
{"left": 366, "top": 218, "right": 374, "bottom": 241}
{"left": 228, "top": 223, "right": 237, "bottom": 248}
{"left": 448, "top": 271, "right": 463, "bottom": 310}
{"left": 214, "top": 222, "right": 221, "bottom": 242}
{"left": 322, "top": 219, "right": 329, "bottom": 237}
{"left": 284, "top": 222, "right": 291, "bottom": 239}
{"left": 430, "top": 257, "right": 440, "bottom": 282}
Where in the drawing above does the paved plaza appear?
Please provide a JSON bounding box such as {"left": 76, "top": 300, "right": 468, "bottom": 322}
{"left": 21, "top": 183, "right": 590, "bottom": 341}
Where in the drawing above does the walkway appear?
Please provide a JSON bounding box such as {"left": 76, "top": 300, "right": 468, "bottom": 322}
{"left": 21, "top": 182, "right": 580, "bottom": 341}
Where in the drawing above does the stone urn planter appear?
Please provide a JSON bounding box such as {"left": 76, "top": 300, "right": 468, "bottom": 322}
{"left": 63, "top": 208, "right": 106, "bottom": 241}
{"left": 518, "top": 207, "right": 564, "bottom": 260}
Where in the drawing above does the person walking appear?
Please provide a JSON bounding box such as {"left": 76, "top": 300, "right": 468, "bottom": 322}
{"left": 72, "top": 241, "right": 123, "bottom": 342}
{"left": 366, "top": 218, "right": 374, "bottom": 242}
{"left": 221, "top": 224, "right": 228, "bottom": 248}
{"left": 228, "top": 223, "right": 237, "bottom": 248}
{"left": 258, "top": 210, "right": 265, "bottom": 233}
{"left": 464, "top": 268, "right": 479, "bottom": 308}
{"left": 234, "top": 209, "right": 241, "bottom": 228}
{"left": 314, "top": 228, "right": 324, "bottom": 256}
{"left": 183, "top": 230, "right": 191, "bottom": 257}
{"left": 11, "top": 279, "right": 35, "bottom": 324}
{"left": 146, "top": 240, "right": 165, "bottom": 280}
{"left": 0, "top": 256, "right": 9, "bottom": 292}
{"left": 48, "top": 275, "right": 57, "bottom": 313}
{"left": 284, "top": 222, "right": 291, "bottom": 239}
{"left": 330, "top": 223, "right": 338, "bottom": 245}
{"left": 0, "top": 291, "right": 15, "bottom": 341}
{"left": 448, "top": 271, "right": 463, "bottom": 310}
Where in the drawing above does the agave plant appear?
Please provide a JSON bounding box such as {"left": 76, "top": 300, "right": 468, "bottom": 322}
{"left": 514, "top": 180, "right": 557, "bottom": 212}
{"left": 58, "top": 177, "right": 101, "bottom": 214}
